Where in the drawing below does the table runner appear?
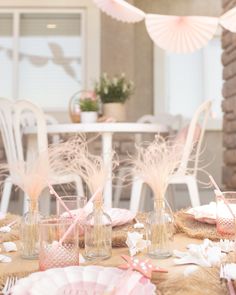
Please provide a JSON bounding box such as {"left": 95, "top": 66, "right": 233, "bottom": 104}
{"left": 0, "top": 212, "right": 234, "bottom": 294}
{"left": 0, "top": 234, "right": 232, "bottom": 295}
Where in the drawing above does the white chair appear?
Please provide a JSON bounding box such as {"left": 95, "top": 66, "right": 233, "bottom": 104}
{"left": 129, "top": 100, "right": 212, "bottom": 213}
{"left": 0, "top": 98, "right": 84, "bottom": 214}
{"left": 113, "top": 113, "right": 183, "bottom": 208}
{"left": 137, "top": 113, "right": 182, "bottom": 132}
{"left": 20, "top": 112, "right": 60, "bottom": 144}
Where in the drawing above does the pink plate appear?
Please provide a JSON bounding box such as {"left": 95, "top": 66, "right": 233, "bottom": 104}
{"left": 186, "top": 202, "right": 216, "bottom": 224}
{"left": 107, "top": 208, "right": 136, "bottom": 227}
{"left": 64, "top": 208, "right": 136, "bottom": 228}
{"left": 11, "top": 266, "right": 156, "bottom": 295}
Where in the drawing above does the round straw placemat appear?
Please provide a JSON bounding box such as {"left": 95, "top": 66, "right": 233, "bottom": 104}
{"left": 174, "top": 210, "right": 234, "bottom": 241}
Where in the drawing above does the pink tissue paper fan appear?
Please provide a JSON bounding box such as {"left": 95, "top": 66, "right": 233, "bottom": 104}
{"left": 145, "top": 14, "right": 218, "bottom": 53}
{"left": 11, "top": 266, "right": 156, "bottom": 295}
{"left": 93, "top": 0, "right": 145, "bottom": 23}
{"left": 220, "top": 6, "right": 236, "bottom": 33}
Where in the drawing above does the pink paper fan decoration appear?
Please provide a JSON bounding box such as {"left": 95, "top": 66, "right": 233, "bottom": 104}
{"left": 93, "top": 0, "right": 145, "bottom": 23}
{"left": 145, "top": 14, "right": 218, "bottom": 53}
{"left": 220, "top": 6, "right": 236, "bottom": 32}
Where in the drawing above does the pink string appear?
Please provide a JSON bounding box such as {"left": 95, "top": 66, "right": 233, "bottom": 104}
{"left": 7, "top": 220, "right": 18, "bottom": 227}
{"left": 59, "top": 187, "right": 102, "bottom": 245}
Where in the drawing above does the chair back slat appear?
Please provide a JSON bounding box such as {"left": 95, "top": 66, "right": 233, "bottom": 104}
{"left": 0, "top": 98, "right": 20, "bottom": 167}
{"left": 176, "top": 100, "right": 212, "bottom": 176}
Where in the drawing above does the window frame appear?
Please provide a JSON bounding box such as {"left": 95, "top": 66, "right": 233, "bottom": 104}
{"left": 0, "top": 1, "right": 100, "bottom": 112}
{"left": 153, "top": 34, "right": 222, "bottom": 131}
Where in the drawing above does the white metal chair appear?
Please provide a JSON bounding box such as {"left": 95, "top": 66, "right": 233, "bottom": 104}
{"left": 113, "top": 113, "right": 183, "bottom": 208}
{"left": 129, "top": 100, "right": 212, "bottom": 213}
{"left": 0, "top": 98, "right": 84, "bottom": 214}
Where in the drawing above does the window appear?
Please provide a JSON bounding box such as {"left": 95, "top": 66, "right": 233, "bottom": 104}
{"left": 154, "top": 36, "right": 223, "bottom": 124}
{"left": 0, "top": 6, "right": 100, "bottom": 111}
{"left": 0, "top": 14, "right": 13, "bottom": 98}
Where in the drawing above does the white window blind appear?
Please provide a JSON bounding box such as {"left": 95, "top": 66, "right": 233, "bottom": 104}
{"left": 18, "top": 13, "right": 83, "bottom": 110}
{"left": 0, "top": 14, "right": 13, "bottom": 98}
{"left": 156, "top": 37, "right": 223, "bottom": 120}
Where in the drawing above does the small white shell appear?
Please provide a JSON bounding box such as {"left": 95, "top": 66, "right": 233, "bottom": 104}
{"left": 0, "top": 226, "right": 11, "bottom": 233}
{"left": 126, "top": 231, "right": 149, "bottom": 256}
{"left": 3, "top": 242, "right": 17, "bottom": 252}
{"left": 134, "top": 222, "right": 144, "bottom": 229}
{"left": 0, "top": 254, "right": 12, "bottom": 263}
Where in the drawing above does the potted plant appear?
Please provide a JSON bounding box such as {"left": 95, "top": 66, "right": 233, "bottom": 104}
{"left": 95, "top": 73, "right": 134, "bottom": 121}
{"left": 79, "top": 91, "right": 99, "bottom": 123}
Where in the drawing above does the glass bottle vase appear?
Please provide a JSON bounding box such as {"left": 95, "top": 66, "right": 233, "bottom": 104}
{"left": 84, "top": 200, "right": 112, "bottom": 260}
{"left": 146, "top": 198, "right": 174, "bottom": 259}
{"left": 20, "top": 199, "right": 41, "bottom": 259}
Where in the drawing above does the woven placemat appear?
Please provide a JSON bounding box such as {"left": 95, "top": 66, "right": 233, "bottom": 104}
{"left": 174, "top": 210, "right": 234, "bottom": 241}
{"left": 154, "top": 266, "right": 229, "bottom": 295}
{"left": 0, "top": 213, "right": 20, "bottom": 243}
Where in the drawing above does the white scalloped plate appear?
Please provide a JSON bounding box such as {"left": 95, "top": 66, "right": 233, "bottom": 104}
{"left": 185, "top": 202, "right": 217, "bottom": 224}
{"left": 11, "top": 266, "right": 156, "bottom": 295}
{"left": 64, "top": 208, "right": 136, "bottom": 227}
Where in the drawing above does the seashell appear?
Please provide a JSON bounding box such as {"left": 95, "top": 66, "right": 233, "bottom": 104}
{"left": 0, "top": 225, "right": 11, "bottom": 233}
{"left": 11, "top": 266, "right": 156, "bottom": 295}
{"left": 126, "top": 232, "right": 149, "bottom": 256}
{"left": 3, "top": 242, "right": 17, "bottom": 252}
{"left": 175, "top": 239, "right": 226, "bottom": 267}
{"left": 134, "top": 222, "right": 144, "bottom": 229}
{"left": 0, "top": 254, "right": 12, "bottom": 263}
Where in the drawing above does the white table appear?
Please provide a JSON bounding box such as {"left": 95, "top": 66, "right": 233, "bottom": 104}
{"left": 23, "top": 123, "right": 168, "bottom": 208}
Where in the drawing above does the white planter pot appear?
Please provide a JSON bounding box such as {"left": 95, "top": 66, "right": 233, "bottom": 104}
{"left": 80, "top": 112, "right": 98, "bottom": 123}
{"left": 103, "top": 103, "right": 126, "bottom": 122}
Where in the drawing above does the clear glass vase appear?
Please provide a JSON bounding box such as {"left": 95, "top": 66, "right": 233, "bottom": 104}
{"left": 146, "top": 198, "right": 174, "bottom": 259}
{"left": 84, "top": 200, "right": 112, "bottom": 260}
{"left": 20, "top": 199, "right": 42, "bottom": 259}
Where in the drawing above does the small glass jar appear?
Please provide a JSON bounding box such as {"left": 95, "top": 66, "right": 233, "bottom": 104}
{"left": 69, "top": 91, "right": 81, "bottom": 123}
{"left": 39, "top": 217, "right": 79, "bottom": 271}
{"left": 146, "top": 198, "right": 174, "bottom": 259}
{"left": 84, "top": 200, "right": 112, "bottom": 260}
{"left": 216, "top": 191, "right": 236, "bottom": 236}
{"left": 20, "top": 199, "right": 41, "bottom": 259}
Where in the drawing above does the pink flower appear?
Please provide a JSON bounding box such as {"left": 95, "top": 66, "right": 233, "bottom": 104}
{"left": 80, "top": 90, "right": 97, "bottom": 101}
